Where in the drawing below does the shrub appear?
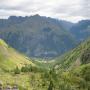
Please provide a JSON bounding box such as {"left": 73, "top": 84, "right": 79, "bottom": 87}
{"left": 81, "top": 49, "right": 90, "bottom": 64}
{"left": 14, "top": 66, "right": 20, "bottom": 74}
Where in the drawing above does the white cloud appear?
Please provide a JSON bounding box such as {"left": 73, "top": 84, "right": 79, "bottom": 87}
{"left": 0, "top": 0, "right": 89, "bottom": 22}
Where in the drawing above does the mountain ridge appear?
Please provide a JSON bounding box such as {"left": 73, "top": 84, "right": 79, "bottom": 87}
{"left": 0, "top": 15, "right": 90, "bottom": 59}
{"left": 0, "top": 15, "right": 77, "bottom": 59}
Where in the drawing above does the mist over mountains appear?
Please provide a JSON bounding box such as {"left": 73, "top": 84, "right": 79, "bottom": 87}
{"left": 0, "top": 15, "right": 90, "bottom": 59}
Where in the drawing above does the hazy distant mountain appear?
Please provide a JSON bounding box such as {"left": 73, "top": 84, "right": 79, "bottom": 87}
{"left": 70, "top": 20, "right": 90, "bottom": 42}
{"left": 0, "top": 15, "right": 77, "bottom": 58}
{"left": 60, "top": 20, "right": 75, "bottom": 31}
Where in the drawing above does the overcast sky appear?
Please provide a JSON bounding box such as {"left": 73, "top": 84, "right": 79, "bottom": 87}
{"left": 0, "top": 0, "right": 90, "bottom": 22}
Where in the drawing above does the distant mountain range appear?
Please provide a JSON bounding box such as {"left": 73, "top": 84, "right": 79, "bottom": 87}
{"left": 70, "top": 20, "right": 90, "bottom": 42}
{"left": 0, "top": 15, "right": 90, "bottom": 58}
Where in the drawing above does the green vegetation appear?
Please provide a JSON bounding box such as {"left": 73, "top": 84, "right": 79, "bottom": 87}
{"left": 81, "top": 48, "right": 90, "bottom": 64}
{"left": 0, "top": 39, "right": 90, "bottom": 90}
{"left": 14, "top": 66, "right": 21, "bottom": 74}
{"left": 0, "top": 39, "right": 35, "bottom": 71}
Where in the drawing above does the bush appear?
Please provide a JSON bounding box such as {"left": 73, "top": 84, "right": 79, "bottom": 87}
{"left": 21, "top": 65, "right": 33, "bottom": 72}
{"left": 81, "top": 49, "right": 90, "bottom": 64}
{"left": 14, "top": 66, "right": 20, "bottom": 74}
{"left": 48, "top": 80, "right": 53, "bottom": 90}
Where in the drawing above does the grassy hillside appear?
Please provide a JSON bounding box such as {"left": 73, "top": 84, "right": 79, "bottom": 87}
{"left": 0, "top": 39, "right": 35, "bottom": 71}
{"left": 0, "top": 39, "right": 50, "bottom": 90}
{"left": 28, "top": 38, "right": 90, "bottom": 90}
{"left": 0, "top": 38, "right": 90, "bottom": 90}
{"left": 53, "top": 38, "right": 90, "bottom": 70}
{"left": 47, "top": 38, "right": 90, "bottom": 90}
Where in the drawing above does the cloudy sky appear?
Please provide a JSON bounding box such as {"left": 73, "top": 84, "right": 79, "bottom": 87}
{"left": 0, "top": 0, "right": 90, "bottom": 22}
